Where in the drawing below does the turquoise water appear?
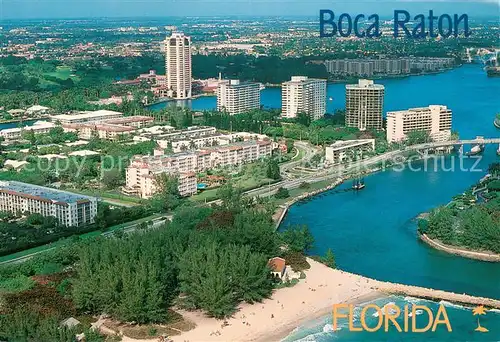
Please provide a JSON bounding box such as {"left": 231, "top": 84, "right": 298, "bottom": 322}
{"left": 150, "top": 65, "right": 500, "bottom": 340}
{"left": 276, "top": 65, "right": 500, "bottom": 341}
{"left": 280, "top": 65, "right": 500, "bottom": 300}
{"left": 283, "top": 296, "right": 500, "bottom": 341}
{"left": 0, "top": 119, "right": 37, "bottom": 130}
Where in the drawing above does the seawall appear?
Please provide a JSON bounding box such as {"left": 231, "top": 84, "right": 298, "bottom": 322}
{"left": 420, "top": 233, "right": 500, "bottom": 263}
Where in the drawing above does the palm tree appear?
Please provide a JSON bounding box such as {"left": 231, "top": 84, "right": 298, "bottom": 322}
{"left": 472, "top": 306, "right": 489, "bottom": 332}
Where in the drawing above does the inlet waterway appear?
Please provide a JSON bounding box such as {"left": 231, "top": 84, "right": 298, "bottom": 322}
{"left": 158, "top": 65, "right": 500, "bottom": 340}
{"left": 278, "top": 64, "right": 500, "bottom": 301}
{"left": 152, "top": 64, "right": 500, "bottom": 301}
{"left": 276, "top": 65, "right": 500, "bottom": 341}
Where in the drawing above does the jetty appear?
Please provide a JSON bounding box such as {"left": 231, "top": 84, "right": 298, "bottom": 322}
{"left": 377, "top": 281, "right": 500, "bottom": 309}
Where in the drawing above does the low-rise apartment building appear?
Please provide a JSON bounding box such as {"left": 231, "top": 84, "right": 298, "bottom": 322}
{"left": 0, "top": 181, "right": 98, "bottom": 226}
{"left": 124, "top": 168, "right": 197, "bottom": 199}
{"left": 125, "top": 140, "right": 272, "bottom": 198}
{"left": 325, "top": 139, "right": 375, "bottom": 164}
{"left": 61, "top": 115, "right": 153, "bottom": 141}
{"left": 386, "top": 105, "right": 452, "bottom": 143}
{"left": 0, "top": 121, "right": 56, "bottom": 140}
{"left": 50, "top": 110, "right": 123, "bottom": 125}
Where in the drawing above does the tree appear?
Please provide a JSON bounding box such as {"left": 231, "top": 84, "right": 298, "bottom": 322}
{"left": 101, "top": 168, "right": 123, "bottom": 189}
{"left": 406, "top": 130, "right": 431, "bottom": 145}
{"left": 178, "top": 242, "right": 272, "bottom": 318}
{"left": 322, "top": 248, "right": 336, "bottom": 269}
{"left": 296, "top": 112, "right": 311, "bottom": 127}
{"left": 266, "top": 158, "right": 281, "bottom": 180}
{"left": 280, "top": 225, "right": 314, "bottom": 253}
{"left": 275, "top": 187, "right": 290, "bottom": 199}
{"left": 151, "top": 173, "right": 182, "bottom": 212}
{"left": 216, "top": 182, "right": 242, "bottom": 210}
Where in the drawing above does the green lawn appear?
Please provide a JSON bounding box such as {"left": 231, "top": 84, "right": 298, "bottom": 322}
{"left": 191, "top": 161, "right": 275, "bottom": 202}
{"left": 44, "top": 66, "right": 80, "bottom": 81}
{"left": 273, "top": 179, "right": 333, "bottom": 206}
{"left": 66, "top": 188, "right": 142, "bottom": 206}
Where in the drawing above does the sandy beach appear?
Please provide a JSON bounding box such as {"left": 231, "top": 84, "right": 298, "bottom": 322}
{"left": 170, "top": 258, "right": 382, "bottom": 342}
{"left": 113, "top": 257, "right": 500, "bottom": 342}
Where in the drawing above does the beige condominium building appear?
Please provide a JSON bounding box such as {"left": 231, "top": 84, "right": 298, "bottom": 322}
{"left": 0, "top": 181, "right": 97, "bottom": 226}
{"left": 125, "top": 140, "right": 272, "bottom": 198}
{"left": 386, "top": 105, "right": 452, "bottom": 143}
{"left": 282, "top": 76, "right": 327, "bottom": 120}
{"left": 345, "top": 79, "right": 385, "bottom": 131}
{"left": 216, "top": 80, "right": 261, "bottom": 115}
{"left": 165, "top": 32, "right": 192, "bottom": 100}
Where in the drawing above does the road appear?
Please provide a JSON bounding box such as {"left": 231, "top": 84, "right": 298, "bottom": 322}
{"left": 3, "top": 137, "right": 496, "bottom": 266}
{"left": 0, "top": 215, "right": 172, "bottom": 266}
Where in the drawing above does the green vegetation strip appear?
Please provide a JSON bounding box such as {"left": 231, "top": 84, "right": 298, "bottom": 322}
{"left": 0, "top": 213, "right": 165, "bottom": 264}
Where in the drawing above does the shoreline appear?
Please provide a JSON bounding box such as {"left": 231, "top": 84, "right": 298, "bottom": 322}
{"left": 275, "top": 167, "right": 383, "bottom": 228}
{"left": 165, "top": 258, "right": 500, "bottom": 342}
{"left": 419, "top": 233, "right": 500, "bottom": 263}
{"left": 263, "top": 290, "right": 386, "bottom": 342}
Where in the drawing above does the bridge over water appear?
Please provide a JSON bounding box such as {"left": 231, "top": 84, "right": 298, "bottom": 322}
{"left": 407, "top": 137, "right": 500, "bottom": 153}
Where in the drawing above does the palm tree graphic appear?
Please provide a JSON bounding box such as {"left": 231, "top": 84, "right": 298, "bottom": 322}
{"left": 472, "top": 305, "right": 489, "bottom": 333}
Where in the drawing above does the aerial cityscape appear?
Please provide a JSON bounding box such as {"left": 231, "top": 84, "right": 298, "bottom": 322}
{"left": 0, "top": 0, "right": 499, "bottom": 341}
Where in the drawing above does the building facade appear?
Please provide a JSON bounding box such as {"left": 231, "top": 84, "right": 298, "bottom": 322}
{"left": 345, "top": 79, "right": 385, "bottom": 131}
{"left": 61, "top": 115, "right": 153, "bottom": 141}
{"left": 282, "top": 76, "right": 327, "bottom": 120}
{"left": 0, "top": 181, "right": 97, "bottom": 226}
{"left": 50, "top": 110, "right": 123, "bottom": 125}
{"left": 165, "top": 32, "right": 192, "bottom": 100}
{"left": 386, "top": 105, "right": 453, "bottom": 143}
{"left": 0, "top": 121, "right": 55, "bottom": 140}
{"left": 216, "top": 80, "right": 261, "bottom": 115}
{"left": 125, "top": 140, "right": 272, "bottom": 198}
{"left": 325, "top": 139, "right": 375, "bottom": 164}
{"left": 325, "top": 58, "right": 454, "bottom": 77}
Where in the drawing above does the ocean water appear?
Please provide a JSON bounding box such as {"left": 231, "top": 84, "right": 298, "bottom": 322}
{"left": 277, "top": 65, "right": 500, "bottom": 341}
{"left": 283, "top": 296, "right": 500, "bottom": 341}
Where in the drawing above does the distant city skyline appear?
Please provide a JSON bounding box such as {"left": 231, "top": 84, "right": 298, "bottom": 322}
{"left": 1, "top": 0, "right": 498, "bottom": 20}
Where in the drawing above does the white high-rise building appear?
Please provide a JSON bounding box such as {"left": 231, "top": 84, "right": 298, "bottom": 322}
{"left": 386, "top": 105, "right": 452, "bottom": 143}
{"left": 216, "top": 80, "right": 261, "bottom": 115}
{"left": 282, "top": 76, "right": 327, "bottom": 121}
{"left": 345, "top": 79, "right": 385, "bottom": 131}
{"left": 165, "top": 32, "right": 192, "bottom": 100}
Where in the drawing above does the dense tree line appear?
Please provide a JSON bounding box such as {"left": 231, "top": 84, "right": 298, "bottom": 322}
{"left": 0, "top": 203, "right": 151, "bottom": 256}
{"left": 0, "top": 185, "right": 315, "bottom": 340}
{"left": 192, "top": 54, "right": 328, "bottom": 84}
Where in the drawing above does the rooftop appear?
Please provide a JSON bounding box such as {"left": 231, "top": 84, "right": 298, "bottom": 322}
{"left": 0, "top": 181, "right": 97, "bottom": 204}
{"left": 268, "top": 257, "right": 286, "bottom": 273}
{"left": 346, "top": 79, "right": 384, "bottom": 90}
{"left": 50, "top": 110, "right": 123, "bottom": 122}
{"left": 328, "top": 139, "right": 375, "bottom": 150}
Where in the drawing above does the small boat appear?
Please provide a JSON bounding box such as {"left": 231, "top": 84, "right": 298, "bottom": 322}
{"left": 497, "top": 144, "right": 500, "bottom": 156}
{"left": 352, "top": 178, "right": 365, "bottom": 190}
{"left": 466, "top": 144, "right": 485, "bottom": 156}
{"left": 329, "top": 97, "right": 333, "bottom": 101}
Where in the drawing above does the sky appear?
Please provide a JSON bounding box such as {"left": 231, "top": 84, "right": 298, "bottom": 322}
{"left": 0, "top": 0, "right": 498, "bottom": 19}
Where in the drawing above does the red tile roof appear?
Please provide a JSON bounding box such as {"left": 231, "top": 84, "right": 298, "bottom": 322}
{"left": 268, "top": 257, "right": 286, "bottom": 273}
